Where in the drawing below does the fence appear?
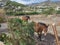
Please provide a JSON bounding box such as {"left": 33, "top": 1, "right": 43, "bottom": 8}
{"left": 51, "top": 23, "right": 60, "bottom": 45}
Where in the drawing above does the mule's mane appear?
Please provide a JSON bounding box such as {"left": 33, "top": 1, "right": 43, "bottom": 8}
{"left": 38, "top": 22, "right": 48, "bottom": 28}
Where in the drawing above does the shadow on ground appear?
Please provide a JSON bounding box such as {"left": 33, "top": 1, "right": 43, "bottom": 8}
{"left": 34, "top": 33, "right": 60, "bottom": 45}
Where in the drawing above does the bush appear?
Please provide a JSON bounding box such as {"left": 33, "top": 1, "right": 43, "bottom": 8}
{"left": 8, "top": 18, "right": 35, "bottom": 45}
{"left": 0, "top": 17, "right": 5, "bottom": 23}
{"left": 15, "top": 12, "right": 39, "bottom": 15}
{"left": 41, "top": 7, "right": 55, "bottom": 15}
{"left": 56, "top": 10, "right": 60, "bottom": 14}
{"left": 6, "top": 11, "right": 14, "bottom": 15}
{"left": 6, "top": 11, "right": 40, "bottom": 16}
{"left": 0, "top": 33, "right": 13, "bottom": 45}
{"left": 15, "top": 12, "right": 25, "bottom": 15}
{"left": 26, "top": 12, "right": 39, "bottom": 15}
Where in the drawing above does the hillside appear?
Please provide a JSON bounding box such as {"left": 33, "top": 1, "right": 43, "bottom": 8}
{"left": 28, "top": 1, "right": 60, "bottom": 7}
{"left": 0, "top": 0, "right": 26, "bottom": 8}
{"left": 4, "top": 0, "right": 26, "bottom": 15}
{"left": 5, "top": 1, "right": 26, "bottom": 7}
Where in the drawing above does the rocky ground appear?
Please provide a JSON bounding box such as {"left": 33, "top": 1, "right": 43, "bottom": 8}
{"left": 31, "top": 15, "right": 60, "bottom": 45}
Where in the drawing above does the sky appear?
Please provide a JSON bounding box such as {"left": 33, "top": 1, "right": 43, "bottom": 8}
{"left": 11, "top": 0, "right": 60, "bottom": 5}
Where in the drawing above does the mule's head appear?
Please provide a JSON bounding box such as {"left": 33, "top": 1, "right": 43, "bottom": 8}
{"left": 22, "top": 16, "right": 30, "bottom": 21}
{"left": 25, "top": 16, "right": 30, "bottom": 20}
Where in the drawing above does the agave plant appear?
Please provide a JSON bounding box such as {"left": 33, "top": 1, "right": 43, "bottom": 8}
{"left": 0, "top": 33, "right": 14, "bottom": 45}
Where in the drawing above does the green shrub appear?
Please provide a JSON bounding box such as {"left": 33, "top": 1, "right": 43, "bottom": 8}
{"left": 6, "top": 11, "right": 39, "bottom": 16}
{"left": 0, "top": 33, "right": 7, "bottom": 42}
{"left": 6, "top": 11, "right": 14, "bottom": 15}
{"left": 16, "top": 12, "right": 39, "bottom": 15}
{"left": 56, "top": 10, "right": 60, "bottom": 14}
{"left": 0, "top": 33, "right": 13, "bottom": 45}
{"left": 41, "top": 7, "right": 55, "bottom": 15}
{"left": 0, "top": 17, "right": 5, "bottom": 23}
{"left": 8, "top": 18, "right": 35, "bottom": 45}
{"left": 15, "top": 12, "right": 25, "bottom": 15}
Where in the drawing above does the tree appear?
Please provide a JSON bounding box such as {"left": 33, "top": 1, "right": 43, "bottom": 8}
{"left": 42, "top": 7, "right": 55, "bottom": 15}
{"left": 56, "top": 10, "right": 60, "bottom": 14}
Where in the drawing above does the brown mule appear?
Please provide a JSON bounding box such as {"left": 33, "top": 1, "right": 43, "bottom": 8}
{"left": 34, "top": 22, "right": 49, "bottom": 41}
{"left": 22, "top": 16, "right": 30, "bottom": 21}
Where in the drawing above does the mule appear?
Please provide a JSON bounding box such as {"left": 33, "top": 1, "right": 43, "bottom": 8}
{"left": 22, "top": 16, "right": 30, "bottom": 21}
{"left": 34, "top": 22, "right": 49, "bottom": 41}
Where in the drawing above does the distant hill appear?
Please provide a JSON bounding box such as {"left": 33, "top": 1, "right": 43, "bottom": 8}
{"left": 5, "top": 1, "right": 26, "bottom": 7}
{"left": 4, "top": 0, "right": 26, "bottom": 15}
{"left": 0, "top": 0, "right": 26, "bottom": 8}
{"left": 28, "top": 1, "right": 60, "bottom": 7}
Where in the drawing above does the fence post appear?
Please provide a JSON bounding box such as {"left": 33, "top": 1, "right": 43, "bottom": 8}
{"left": 52, "top": 23, "right": 59, "bottom": 45}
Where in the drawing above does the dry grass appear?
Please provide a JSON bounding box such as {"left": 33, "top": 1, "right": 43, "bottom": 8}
{"left": 0, "top": 9, "right": 5, "bottom": 14}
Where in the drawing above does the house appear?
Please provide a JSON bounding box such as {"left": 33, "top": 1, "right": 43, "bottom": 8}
{"left": 55, "top": 6, "right": 60, "bottom": 10}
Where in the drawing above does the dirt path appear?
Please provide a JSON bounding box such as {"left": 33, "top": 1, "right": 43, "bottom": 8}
{"left": 0, "top": 23, "right": 8, "bottom": 33}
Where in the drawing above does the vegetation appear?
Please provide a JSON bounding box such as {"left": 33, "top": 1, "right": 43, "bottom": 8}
{"left": 3, "top": 0, "right": 60, "bottom": 15}
{"left": 0, "top": 9, "right": 6, "bottom": 23}
{"left": 56, "top": 10, "right": 60, "bottom": 14}
{"left": 15, "top": 12, "right": 39, "bottom": 15}
{"left": 0, "top": 18, "right": 35, "bottom": 45}
{"left": 8, "top": 18, "right": 35, "bottom": 45}
{"left": 4, "top": 0, "right": 26, "bottom": 15}
{"left": 0, "top": 33, "right": 13, "bottom": 45}
{"left": 41, "top": 7, "right": 55, "bottom": 15}
{"left": 5, "top": 1, "right": 26, "bottom": 7}
{"left": 0, "top": 17, "right": 5, "bottom": 23}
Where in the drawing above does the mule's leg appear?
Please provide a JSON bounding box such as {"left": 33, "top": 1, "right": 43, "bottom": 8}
{"left": 38, "top": 32, "right": 42, "bottom": 41}
{"left": 42, "top": 29, "right": 48, "bottom": 41}
{"left": 44, "top": 29, "right": 47, "bottom": 36}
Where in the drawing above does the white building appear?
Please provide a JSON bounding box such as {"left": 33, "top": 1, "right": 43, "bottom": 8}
{"left": 55, "top": 6, "right": 60, "bottom": 10}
